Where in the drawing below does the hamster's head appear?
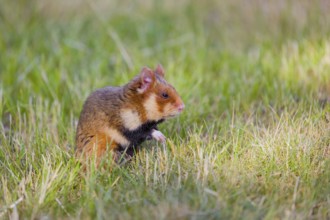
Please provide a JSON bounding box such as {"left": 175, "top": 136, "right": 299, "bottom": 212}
{"left": 134, "top": 64, "right": 185, "bottom": 121}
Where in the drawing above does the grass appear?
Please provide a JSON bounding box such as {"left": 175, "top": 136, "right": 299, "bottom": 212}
{"left": 1, "top": 0, "right": 330, "bottom": 219}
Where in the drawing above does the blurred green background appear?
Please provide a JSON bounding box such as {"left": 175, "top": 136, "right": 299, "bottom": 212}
{"left": 0, "top": 0, "right": 330, "bottom": 219}
{"left": 2, "top": 0, "right": 329, "bottom": 114}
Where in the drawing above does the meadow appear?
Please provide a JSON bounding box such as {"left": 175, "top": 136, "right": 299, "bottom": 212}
{"left": 0, "top": 0, "right": 330, "bottom": 219}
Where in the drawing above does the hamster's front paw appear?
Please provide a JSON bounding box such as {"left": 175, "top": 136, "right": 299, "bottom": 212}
{"left": 151, "top": 129, "right": 166, "bottom": 143}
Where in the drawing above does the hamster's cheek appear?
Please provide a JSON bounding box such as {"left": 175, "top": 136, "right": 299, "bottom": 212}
{"left": 143, "top": 94, "right": 163, "bottom": 121}
{"left": 163, "top": 103, "right": 175, "bottom": 116}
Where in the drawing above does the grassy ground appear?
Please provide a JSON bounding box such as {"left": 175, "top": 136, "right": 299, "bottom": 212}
{"left": 1, "top": 0, "right": 330, "bottom": 219}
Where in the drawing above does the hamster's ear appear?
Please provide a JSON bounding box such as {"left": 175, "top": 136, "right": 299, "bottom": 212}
{"left": 138, "top": 67, "right": 154, "bottom": 93}
{"left": 155, "top": 64, "right": 165, "bottom": 77}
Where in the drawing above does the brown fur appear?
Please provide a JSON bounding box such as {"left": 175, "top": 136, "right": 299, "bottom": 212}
{"left": 75, "top": 64, "right": 184, "bottom": 164}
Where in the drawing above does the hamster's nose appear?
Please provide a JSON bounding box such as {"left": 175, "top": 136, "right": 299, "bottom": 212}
{"left": 177, "top": 103, "right": 185, "bottom": 112}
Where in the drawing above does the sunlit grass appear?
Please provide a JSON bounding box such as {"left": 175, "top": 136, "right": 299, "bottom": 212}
{"left": 0, "top": 0, "right": 329, "bottom": 219}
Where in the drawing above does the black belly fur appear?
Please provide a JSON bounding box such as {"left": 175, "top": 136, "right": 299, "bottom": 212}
{"left": 120, "top": 119, "right": 164, "bottom": 156}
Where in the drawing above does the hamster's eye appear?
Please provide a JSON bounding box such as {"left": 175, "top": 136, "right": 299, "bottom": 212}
{"left": 161, "top": 92, "right": 169, "bottom": 99}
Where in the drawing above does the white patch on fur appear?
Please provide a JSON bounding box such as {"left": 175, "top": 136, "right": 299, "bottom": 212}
{"left": 104, "top": 127, "right": 130, "bottom": 146}
{"left": 143, "top": 94, "right": 162, "bottom": 121}
{"left": 120, "top": 109, "right": 142, "bottom": 130}
{"left": 151, "top": 129, "right": 166, "bottom": 143}
{"left": 137, "top": 88, "right": 146, "bottom": 94}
